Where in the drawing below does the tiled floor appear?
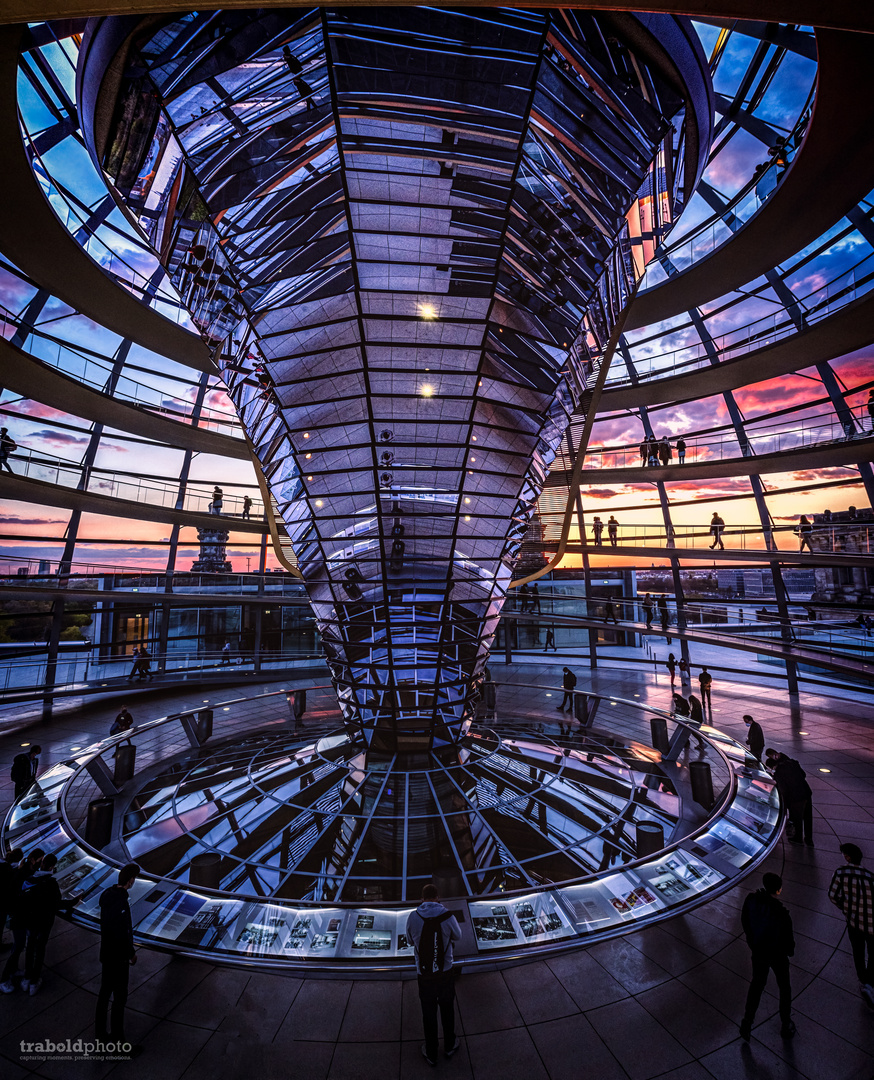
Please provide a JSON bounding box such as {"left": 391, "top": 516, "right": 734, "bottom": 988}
{"left": 1, "top": 666, "right": 873, "bottom": 1080}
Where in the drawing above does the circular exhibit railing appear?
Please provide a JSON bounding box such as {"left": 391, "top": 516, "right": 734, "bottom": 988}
{"left": 1, "top": 683, "right": 783, "bottom": 975}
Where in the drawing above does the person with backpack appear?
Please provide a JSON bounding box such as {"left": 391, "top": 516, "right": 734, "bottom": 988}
{"left": 0, "top": 427, "right": 16, "bottom": 473}
{"left": 739, "top": 872, "right": 796, "bottom": 1040}
{"left": 828, "top": 843, "right": 874, "bottom": 1007}
{"left": 406, "top": 884, "right": 461, "bottom": 1066}
{"left": 110, "top": 706, "right": 134, "bottom": 747}
{"left": 10, "top": 745, "right": 41, "bottom": 800}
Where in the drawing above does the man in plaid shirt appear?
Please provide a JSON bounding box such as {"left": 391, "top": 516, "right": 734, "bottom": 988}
{"left": 828, "top": 842, "right": 874, "bottom": 1007}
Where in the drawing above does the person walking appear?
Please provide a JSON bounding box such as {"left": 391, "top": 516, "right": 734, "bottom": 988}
{"left": 531, "top": 583, "right": 541, "bottom": 613}
{"left": 771, "top": 751, "right": 814, "bottom": 846}
{"left": 592, "top": 517, "right": 604, "bottom": 546}
{"left": 607, "top": 516, "right": 619, "bottom": 547}
{"left": 642, "top": 593, "right": 654, "bottom": 628}
{"left": 828, "top": 843, "right": 874, "bottom": 1007}
{"left": 136, "top": 646, "right": 153, "bottom": 681}
{"left": 10, "top": 745, "right": 40, "bottom": 800}
{"left": 20, "top": 853, "right": 70, "bottom": 996}
{"left": 543, "top": 625, "right": 556, "bottom": 652}
{"left": 406, "top": 884, "right": 462, "bottom": 1065}
{"left": 95, "top": 863, "right": 142, "bottom": 1055}
{"left": 558, "top": 666, "right": 577, "bottom": 712}
{"left": 698, "top": 667, "right": 712, "bottom": 712}
{"left": 0, "top": 427, "right": 17, "bottom": 473}
{"left": 211, "top": 485, "right": 223, "bottom": 515}
{"left": 604, "top": 598, "right": 618, "bottom": 624}
{"left": 666, "top": 652, "right": 677, "bottom": 687}
{"left": 0, "top": 847, "right": 45, "bottom": 993}
{"left": 519, "top": 583, "right": 531, "bottom": 613}
{"left": 658, "top": 436, "right": 671, "bottom": 466}
{"left": 126, "top": 647, "right": 140, "bottom": 682}
{"left": 743, "top": 714, "right": 765, "bottom": 760}
{"left": 0, "top": 847, "right": 23, "bottom": 949}
{"left": 797, "top": 515, "right": 813, "bottom": 552}
{"left": 676, "top": 436, "right": 686, "bottom": 464}
{"left": 242, "top": 495, "right": 252, "bottom": 520}
{"left": 709, "top": 512, "right": 725, "bottom": 550}
{"left": 739, "top": 872, "right": 796, "bottom": 1040}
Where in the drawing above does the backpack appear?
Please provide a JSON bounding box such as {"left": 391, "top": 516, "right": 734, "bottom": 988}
{"left": 1, "top": 435, "right": 15, "bottom": 452}
{"left": 416, "top": 911, "right": 452, "bottom": 978}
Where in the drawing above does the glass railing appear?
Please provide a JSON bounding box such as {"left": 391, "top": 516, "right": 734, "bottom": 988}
{"left": 0, "top": 305, "right": 241, "bottom": 436}
{"left": 1, "top": 445, "right": 264, "bottom": 520}
{"left": 607, "top": 248, "right": 874, "bottom": 388}
{"left": 578, "top": 403, "right": 873, "bottom": 471}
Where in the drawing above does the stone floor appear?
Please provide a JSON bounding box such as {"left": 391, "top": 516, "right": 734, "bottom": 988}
{"left": 1, "top": 665, "right": 873, "bottom": 1080}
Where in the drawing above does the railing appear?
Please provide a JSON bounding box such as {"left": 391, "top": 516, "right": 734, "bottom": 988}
{"left": 0, "top": 305, "right": 240, "bottom": 437}
{"left": 534, "top": 517, "right": 874, "bottom": 553}
{"left": 509, "top": 593, "right": 874, "bottom": 665}
{"left": 579, "top": 403, "right": 873, "bottom": 471}
{"left": 0, "top": 647, "right": 325, "bottom": 697}
{"left": 0, "top": 554, "right": 303, "bottom": 583}
{"left": 0, "top": 445, "right": 264, "bottom": 520}
{"left": 608, "top": 248, "right": 874, "bottom": 387}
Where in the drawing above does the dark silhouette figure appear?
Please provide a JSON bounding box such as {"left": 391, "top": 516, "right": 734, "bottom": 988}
{"left": 709, "top": 513, "right": 725, "bottom": 550}
{"left": 676, "top": 436, "right": 686, "bottom": 463}
{"left": 642, "top": 593, "right": 653, "bottom": 628}
{"left": 607, "top": 516, "right": 619, "bottom": 547}
{"left": 558, "top": 666, "right": 577, "bottom": 711}
{"left": 543, "top": 626, "right": 557, "bottom": 652}
{"left": 771, "top": 752, "right": 814, "bottom": 846}
{"left": 0, "top": 427, "right": 16, "bottom": 473}
{"left": 743, "top": 714, "right": 764, "bottom": 760}
{"left": 604, "top": 599, "right": 618, "bottom": 624}
{"left": 10, "top": 746, "right": 40, "bottom": 800}
{"left": 592, "top": 517, "right": 604, "bottom": 546}
{"left": 740, "top": 872, "right": 795, "bottom": 1041}
{"left": 242, "top": 495, "right": 252, "bottom": 520}
{"left": 797, "top": 515, "right": 813, "bottom": 552}
{"left": 666, "top": 652, "right": 676, "bottom": 686}
{"left": 658, "top": 437, "right": 671, "bottom": 466}
{"left": 407, "top": 884, "right": 462, "bottom": 1065}
{"left": 698, "top": 667, "right": 712, "bottom": 711}
{"left": 96, "top": 863, "right": 141, "bottom": 1054}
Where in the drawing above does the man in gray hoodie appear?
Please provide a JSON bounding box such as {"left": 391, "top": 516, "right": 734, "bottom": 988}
{"left": 406, "top": 884, "right": 462, "bottom": 1065}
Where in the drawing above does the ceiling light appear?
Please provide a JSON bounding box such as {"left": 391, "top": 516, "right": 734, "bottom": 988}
{"left": 315, "top": 499, "right": 323, "bottom": 507}
{"left": 419, "top": 303, "right": 436, "bottom": 319}
{"left": 421, "top": 384, "right": 434, "bottom": 397}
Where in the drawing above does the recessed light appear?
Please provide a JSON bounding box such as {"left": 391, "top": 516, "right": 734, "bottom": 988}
{"left": 421, "top": 384, "right": 434, "bottom": 397}
{"left": 798, "top": 731, "right": 809, "bottom": 735}
{"left": 316, "top": 499, "right": 323, "bottom": 507}
{"left": 305, "top": 453, "right": 311, "bottom": 459}
{"left": 303, "top": 432, "right": 309, "bottom": 438}
{"left": 307, "top": 475, "right": 313, "bottom": 480}
{"left": 819, "top": 768, "right": 831, "bottom": 773}
{"left": 464, "top": 497, "right": 471, "bottom": 504}
{"left": 465, "top": 515, "right": 471, "bottom": 521}
{"left": 20, "top": 742, "right": 29, "bottom": 747}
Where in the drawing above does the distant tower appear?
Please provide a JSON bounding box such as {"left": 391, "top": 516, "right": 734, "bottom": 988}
{"left": 191, "top": 526, "right": 233, "bottom": 574}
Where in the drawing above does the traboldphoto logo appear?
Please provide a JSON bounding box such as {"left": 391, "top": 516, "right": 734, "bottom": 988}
{"left": 20, "top": 1038, "right": 133, "bottom": 1062}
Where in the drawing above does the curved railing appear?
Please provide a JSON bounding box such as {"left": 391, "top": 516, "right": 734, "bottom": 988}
{"left": 578, "top": 402, "right": 873, "bottom": 470}
{"left": 0, "top": 445, "right": 264, "bottom": 520}
{"left": 1, "top": 681, "right": 782, "bottom": 973}
{"left": 0, "top": 305, "right": 240, "bottom": 437}
{"left": 607, "top": 246, "right": 874, "bottom": 387}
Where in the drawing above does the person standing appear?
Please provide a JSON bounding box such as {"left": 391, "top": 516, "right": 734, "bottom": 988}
{"left": 639, "top": 437, "right": 648, "bottom": 467}
{"left": 867, "top": 388, "right": 874, "bottom": 432}
{"left": 242, "top": 495, "right": 252, "bottom": 520}
{"left": 406, "top": 884, "right": 462, "bottom": 1065}
{"left": 592, "top": 517, "right": 604, "bottom": 546}
{"left": 658, "top": 594, "right": 672, "bottom": 642}
{"left": 519, "top": 583, "right": 531, "bottom": 613}
{"left": 0, "top": 427, "right": 17, "bottom": 473}
{"left": 665, "top": 652, "right": 677, "bottom": 687}
{"left": 739, "top": 872, "right": 796, "bottom": 1040}
{"left": 607, "top": 516, "right": 619, "bottom": 547}
{"left": 676, "top": 436, "right": 686, "bottom": 464}
{"left": 828, "top": 843, "right": 874, "bottom": 1007}
{"left": 772, "top": 752, "right": 814, "bottom": 846}
{"left": 211, "top": 485, "right": 224, "bottom": 514}
{"left": 558, "top": 666, "right": 576, "bottom": 712}
{"left": 709, "top": 512, "right": 725, "bottom": 550}
{"left": 543, "top": 625, "right": 556, "bottom": 652}
{"left": 698, "top": 667, "right": 713, "bottom": 712}
{"left": 743, "top": 714, "right": 765, "bottom": 760}
{"left": 10, "top": 745, "right": 40, "bottom": 800}
{"left": 797, "top": 515, "right": 813, "bottom": 552}
{"left": 0, "top": 847, "right": 23, "bottom": 949}
{"left": 604, "top": 598, "right": 618, "bottom": 624}
{"left": 688, "top": 693, "right": 704, "bottom": 725}
{"left": 531, "top": 583, "right": 541, "bottom": 613}
{"left": 96, "top": 863, "right": 141, "bottom": 1054}
{"left": 647, "top": 437, "right": 659, "bottom": 467}
{"left": 658, "top": 437, "right": 671, "bottom": 466}
{"left": 642, "top": 593, "right": 653, "bottom": 628}
{"left": 0, "top": 847, "right": 45, "bottom": 992}
{"left": 20, "top": 853, "right": 69, "bottom": 995}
